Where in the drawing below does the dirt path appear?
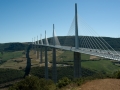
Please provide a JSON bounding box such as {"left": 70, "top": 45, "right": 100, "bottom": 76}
{"left": 79, "top": 79, "right": 120, "bottom": 90}
{"left": 90, "top": 55, "right": 98, "bottom": 60}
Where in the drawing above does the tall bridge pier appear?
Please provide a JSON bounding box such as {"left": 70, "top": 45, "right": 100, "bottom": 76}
{"left": 36, "top": 36, "right": 39, "bottom": 59}
{"left": 40, "top": 34, "right": 43, "bottom": 63}
{"left": 34, "top": 37, "right": 36, "bottom": 54}
{"left": 52, "top": 24, "right": 57, "bottom": 83}
{"left": 40, "top": 46, "right": 43, "bottom": 63}
{"left": 74, "top": 3, "right": 82, "bottom": 78}
{"left": 45, "top": 31, "right": 48, "bottom": 79}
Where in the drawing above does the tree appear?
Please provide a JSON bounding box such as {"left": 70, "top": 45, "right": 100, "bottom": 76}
{"left": 1, "top": 51, "right": 3, "bottom": 55}
{"left": 9, "top": 76, "right": 56, "bottom": 90}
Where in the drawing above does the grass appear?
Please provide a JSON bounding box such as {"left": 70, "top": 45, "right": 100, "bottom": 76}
{"left": 81, "top": 53, "right": 90, "bottom": 60}
{"left": 0, "top": 51, "right": 24, "bottom": 61}
{"left": 0, "top": 51, "right": 26, "bottom": 69}
{"left": 0, "top": 48, "right": 120, "bottom": 90}
{"left": 57, "top": 51, "right": 73, "bottom": 61}
{"left": 0, "top": 49, "right": 120, "bottom": 90}
{"left": 54, "top": 50, "right": 120, "bottom": 74}
{"left": 0, "top": 50, "right": 120, "bottom": 75}
{"left": 56, "top": 50, "right": 90, "bottom": 62}
{"left": 81, "top": 60, "right": 120, "bottom": 74}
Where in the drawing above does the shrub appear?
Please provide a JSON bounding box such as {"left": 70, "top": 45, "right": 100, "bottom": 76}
{"left": 57, "top": 77, "right": 71, "bottom": 88}
{"left": 19, "top": 67, "right": 22, "bottom": 69}
{"left": 73, "top": 78, "right": 85, "bottom": 86}
{"left": 113, "top": 70, "right": 120, "bottom": 79}
{"left": 9, "top": 76, "right": 56, "bottom": 90}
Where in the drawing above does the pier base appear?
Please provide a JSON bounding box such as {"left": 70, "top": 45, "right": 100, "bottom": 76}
{"left": 45, "top": 46, "right": 48, "bottom": 79}
{"left": 74, "top": 52, "right": 82, "bottom": 78}
{"left": 40, "top": 46, "right": 42, "bottom": 63}
{"left": 52, "top": 48, "right": 57, "bottom": 83}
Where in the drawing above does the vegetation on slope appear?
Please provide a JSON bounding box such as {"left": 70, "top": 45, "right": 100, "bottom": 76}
{"left": 82, "top": 60, "right": 120, "bottom": 74}
{"left": 0, "top": 51, "right": 24, "bottom": 64}
{"left": 0, "top": 38, "right": 120, "bottom": 89}
{"left": 30, "top": 66, "right": 105, "bottom": 81}
{"left": 9, "top": 76, "right": 56, "bottom": 90}
{"left": 47, "top": 36, "right": 120, "bottom": 50}
{"left": 0, "top": 68, "right": 24, "bottom": 84}
{"left": 8, "top": 70, "right": 120, "bottom": 90}
{"left": 0, "top": 36, "right": 120, "bottom": 52}
{"left": 0, "top": 43, "right": 28, "bottom": 52}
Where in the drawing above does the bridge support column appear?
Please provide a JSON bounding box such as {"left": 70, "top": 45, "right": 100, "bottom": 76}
{"left": 45, "top": 46, "right": 48, "bottom": 79}
{"left": 36, "top": 46, "right": 39, "bottom": 59}
{"left": 74, "top": 52, "right": 81, "bottom": 78}
{"left": 34, "top": 46, "right": 36, "bottom": 54}
{"left": 34, "top": 37, "right": 36, "bottom": 54}
{"left": 52, "top": 48, "right": 57, "bottom": 83}
{"left": 40, "top": 46, "right": 42, "bottom": 63}
{"left": 40, "top": 34, "right": 43, "bottom": 63}
{"left": 74, "top": 3, "right": 82, "bottom": 78}
{"left": 36, "top": 36, "right": 39, "bottom": 59}
{"left": 52, "top": 24, "right": 57, "bottom": 83}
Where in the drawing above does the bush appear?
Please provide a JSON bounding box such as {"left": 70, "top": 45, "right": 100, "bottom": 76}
{"left": 73, "top": 78, "right": 85, "bottom": 86}
{"left": 19, "top": 66, "right": 22, "bottom": 69}
{"left": 9, "top": 76, "right": 56, "bottom": 90}
{"left": 57, "top": 77, "right": 71, "bottom": 88}
{"left": 113, "top": 70, "right": 120, "bottom": 79}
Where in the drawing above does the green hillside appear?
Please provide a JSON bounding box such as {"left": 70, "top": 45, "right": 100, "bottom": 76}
{"left": 56, "top": 51, "right": 120, "bottom": 74}
{"left": 82, "top": 60, "right": 120, "bottom": 74}
{"left": 0, "top": 36, "right": 120, "bottom": 52}
{"left": 47, "top": 36, "right": 120, "bottom": 50}
{"left": 0, "top": 51, "right": 24, "bottom": 64}
{"left": 0, "top": 43, "right": 28, "bottom": 52}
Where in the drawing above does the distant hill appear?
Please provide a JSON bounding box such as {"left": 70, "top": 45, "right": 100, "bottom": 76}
{"left": 0, "top": 36, "right": 120, "bottom": 52}
{"left": 47, "top": 36, "right": 120, "bottom": 51}
{"left": 0, "top": 43, "right": 28, "bottom": 52}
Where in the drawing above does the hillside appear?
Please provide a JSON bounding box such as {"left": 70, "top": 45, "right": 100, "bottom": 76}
{"left": 0, "top": 38, "right": 120, "bottom": 89}
{"left": 0, "top": 36, "right": 120, "bottom": 52}
{"left": 47, "top": 36, "right": 120, "bottom": 50}
{"left": 0, "top": 43, "right": 28, "bottom": 52}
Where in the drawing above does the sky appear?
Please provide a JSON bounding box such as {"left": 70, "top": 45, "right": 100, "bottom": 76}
{"left": 0, "top": 0, "right": 120, "bottom": 43}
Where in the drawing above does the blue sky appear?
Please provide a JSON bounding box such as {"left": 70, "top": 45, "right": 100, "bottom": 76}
{"left": 0, "top": 0, "right": 120, "bottom": 43}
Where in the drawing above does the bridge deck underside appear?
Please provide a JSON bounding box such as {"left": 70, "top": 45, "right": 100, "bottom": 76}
{"left": 36, "top": 44, "right": 120, "bottom": 61}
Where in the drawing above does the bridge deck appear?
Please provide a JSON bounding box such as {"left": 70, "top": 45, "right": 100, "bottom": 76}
{"left": 35, "top": 44, "right": 120, "bottom": 61}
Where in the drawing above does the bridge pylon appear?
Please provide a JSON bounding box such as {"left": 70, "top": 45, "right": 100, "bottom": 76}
{"left": 74, "top": 3, "right": 82, "bottom": 78}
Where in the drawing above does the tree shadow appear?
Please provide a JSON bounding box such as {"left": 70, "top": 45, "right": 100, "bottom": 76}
{"left": 24, "top": 44, "right": 32, "bottom": 78}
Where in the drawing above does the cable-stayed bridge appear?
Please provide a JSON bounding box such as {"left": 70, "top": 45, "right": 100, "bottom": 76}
{"left": 32, "top": 3, "right": 120, "bottom": 83}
